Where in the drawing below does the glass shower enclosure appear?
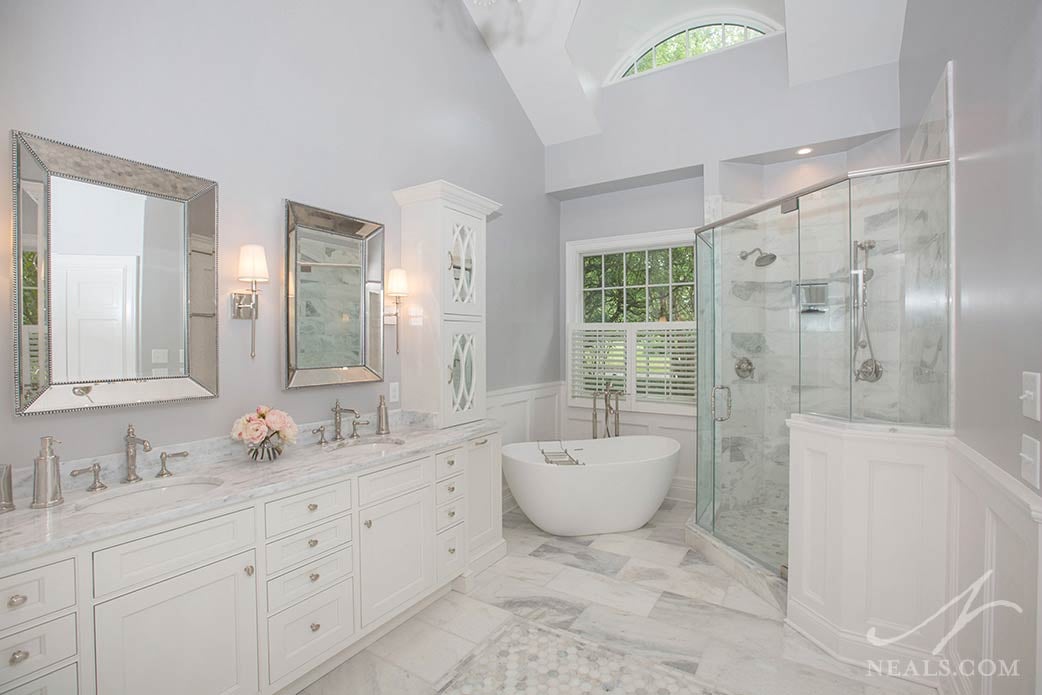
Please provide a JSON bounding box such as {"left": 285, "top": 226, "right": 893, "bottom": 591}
{"left": 695, "top": 160, "right": 951, "bottom": 574}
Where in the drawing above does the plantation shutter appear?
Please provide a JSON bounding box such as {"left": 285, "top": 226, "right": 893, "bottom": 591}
{"left": 570, "top": 328, "right": 627, "bottom": 398}
{"left": 635, "top": 327, "right": 697, "bottom": 404}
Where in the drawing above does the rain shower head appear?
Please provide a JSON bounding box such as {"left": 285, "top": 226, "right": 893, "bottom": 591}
{"left": 739, "top": 248, "right": 777, "bottom": 267}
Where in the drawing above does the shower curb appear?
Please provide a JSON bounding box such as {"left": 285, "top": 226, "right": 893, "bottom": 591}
{"left": 684, "top": 519, "right": 788, "bottom": 616}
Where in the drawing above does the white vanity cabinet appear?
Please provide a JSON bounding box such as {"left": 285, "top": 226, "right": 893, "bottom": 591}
{"left": 94, "top": 551, "right": 259, "bottom": 695}
{"left": 394, "top": 181, "right": 501, "bottom": 428}
{"left": 465, "top": 434, "right": 502, "bottom": 559}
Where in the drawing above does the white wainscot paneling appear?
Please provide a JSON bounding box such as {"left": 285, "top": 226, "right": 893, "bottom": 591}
{"left": 488, "top": 382, "right": 563, "bottom": 511}
{"left": 563, "top": 404, "right": 696, "bottom": 504}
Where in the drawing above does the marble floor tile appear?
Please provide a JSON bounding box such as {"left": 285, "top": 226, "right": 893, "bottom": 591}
{"left": 566, "top": 604, "right": 710, "bottom": 676}
{"left": 590, "top": 533, "right": 691, "bottom": 567}
{"left": 647, "top": 526, "right": 689, "bottom": 546}
{"left": 414, "top": 590, "right": 512, "bottom": 643}
{"left": 680, "top": 548, "right": 711, "bottom": 567}
{"left": 468, "top": 573, "right": 590, "bottom": 630}
{"left": 298, "top": 651, "right": 434, "bottom": 695}
{"left": 502, "top": 527, "right": 549, "bottom": 557}
{"left": 695, "top": 642, "right": 872, "bottom": 695}
{"left": 545, "top": 566, "right": 662, "bottom": 617}
{"left": 617, "top": 558, "right": 731, "bottom": 604}
{"left": 529, "top": 539, "right": 630, "bottom": 576}
{"left": 368, "top": 618, "right": 476, "bottom": 684}
{"left": 486, "top": 554, "right": 566, "bottom": 586}
{"left": 722, "top": 582, "right": 784, "bottom": 620}
{"left": 648, "top": 592, "right": 785, "bottom": 657}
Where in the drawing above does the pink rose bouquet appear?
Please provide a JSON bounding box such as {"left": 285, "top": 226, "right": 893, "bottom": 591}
{"left": 231, "top": 406, "right": 298, "bottom": 461}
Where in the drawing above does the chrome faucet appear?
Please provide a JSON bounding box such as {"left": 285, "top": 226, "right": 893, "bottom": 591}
{"left": 124, "top": 425, "right": 152, "bottom": 483}
{"left": 602, "top": 385, "right": 621, "bottom": 438}
{"left": 331, "top": 401, "right": 359, "bottom": 443}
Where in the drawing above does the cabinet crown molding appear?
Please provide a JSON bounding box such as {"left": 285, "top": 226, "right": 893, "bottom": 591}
{"left": 392, "top": 180, "right": 502, "bottom": 217}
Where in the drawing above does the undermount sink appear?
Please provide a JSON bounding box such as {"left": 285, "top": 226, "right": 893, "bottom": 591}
{"left": 324, "top": 437, "right": 405, "bottom": 454}
{"left": 75, "top": 477, "right": 223, "bottom": 514}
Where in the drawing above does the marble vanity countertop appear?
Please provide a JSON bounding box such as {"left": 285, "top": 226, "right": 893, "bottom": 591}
{"left": 0, "top": 419, "right": 500, "bottom": 568}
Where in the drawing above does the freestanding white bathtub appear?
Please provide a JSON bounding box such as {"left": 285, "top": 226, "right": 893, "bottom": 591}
{"left": 502, "top": 435, "right": 680, "bottom": 537}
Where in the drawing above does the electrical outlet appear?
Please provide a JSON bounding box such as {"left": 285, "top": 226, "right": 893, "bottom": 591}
{"left": 1021, "top": 435, "right": 1040, "bottom": 488}
{"left": 1022, "top": 372, "right": 1041, "bottom": 421}
{"left": 389, "top": 382, "right": 400, "bottom": 404}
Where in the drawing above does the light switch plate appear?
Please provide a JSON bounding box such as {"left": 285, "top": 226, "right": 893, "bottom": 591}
{"left": 389, "top": 382, "right": 400, "bottom": 404}
{"left": 1021, "top": 435, "right": 1040, "bottom": 488}
{"left": 1022, "top": 372, "right": 1041, "bottom": 421}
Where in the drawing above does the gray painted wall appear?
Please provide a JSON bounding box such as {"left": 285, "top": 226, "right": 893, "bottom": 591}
{"left": 0, "top": 0, "right": 559, "bottom": 465}
{"left": 900, "top": 0, "right": 1042, "bottom": 490}
{"left": 546, "top": 33, "right": 901, "bottom": 195}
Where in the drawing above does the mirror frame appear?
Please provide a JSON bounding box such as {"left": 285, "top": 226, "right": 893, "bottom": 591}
{"left": 285, "top": 200, "right": 384, "bottom": 389}
{"left": 11, "top": 131, "right": 219, "bottom": 415}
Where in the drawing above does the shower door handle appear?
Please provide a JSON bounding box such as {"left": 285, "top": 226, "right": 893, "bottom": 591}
{"left": 711, "top": 386, "right": 732, "bottom": 422}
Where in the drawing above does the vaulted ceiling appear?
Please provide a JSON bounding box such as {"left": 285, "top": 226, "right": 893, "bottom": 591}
{"left": 464, "top": 0, "right": 907, "bottom": 146}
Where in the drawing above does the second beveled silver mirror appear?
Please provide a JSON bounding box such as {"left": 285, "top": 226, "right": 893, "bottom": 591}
{"left": 285, "top": 201, "right": 384, "bottom": 388}
{"left": 13, "top": 132, "right": 218, "bottom": 415}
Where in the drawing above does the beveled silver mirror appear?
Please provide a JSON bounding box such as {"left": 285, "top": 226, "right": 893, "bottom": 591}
{"left": 285, "top": 201, "right": 384, "bottom": 388}
{"left": 13, "top": 132, "right": 218, "bottom": 415}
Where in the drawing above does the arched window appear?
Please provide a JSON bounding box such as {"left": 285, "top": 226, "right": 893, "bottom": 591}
{"left": 618, "top": 21, "right": 770, "bottom": 80}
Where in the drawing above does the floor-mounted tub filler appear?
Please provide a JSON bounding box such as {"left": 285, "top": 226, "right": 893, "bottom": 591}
{"left": 502, "top": 435, "right": 679, "bottom": 536}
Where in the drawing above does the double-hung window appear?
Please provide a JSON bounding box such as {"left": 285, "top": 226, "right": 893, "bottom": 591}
{"left": 567, "top": 232, "right": 697, "bottom": 416}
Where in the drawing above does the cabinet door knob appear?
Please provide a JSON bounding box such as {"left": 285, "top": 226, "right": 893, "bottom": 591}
{"left": 448, "top": 510, "right": 456, "bottom": 518}
{"left": 310, "top": 623, "right": 321, "bottom": 632}
{"left": 308, "top": 539, "right": 319, "bottom": 548}
{"left": 7, "top": 594, "right": 28, "bottom": 608}
{"left": 447, "top": 459, "right": 455, "bottom": 467}
{"left": 307, "top": 503, "right": 319, "bottom": 512}
{"left": 448, "top": 547, "right": 456, "bottom": 555}
{"left": 244, "top": 565, "right": 255, "bottom": 576}
{"left": 9, "top": 649, "right": 29, "bottom": 665}
{"left": 448, "top": 485, "right": 455, "bottom": 493}
{"left": 310, "top": 573, "right": 320, "bottom": 582}
{"left": 364, "top": 520, "right": 373, "bottom": 528}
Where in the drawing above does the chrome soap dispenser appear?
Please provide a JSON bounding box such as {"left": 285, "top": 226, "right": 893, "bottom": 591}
{"left": 30, "top": 436, "right": 64, "bottom": 509}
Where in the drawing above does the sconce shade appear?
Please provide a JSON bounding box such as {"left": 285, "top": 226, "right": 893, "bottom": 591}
{"left": 386, "top": 268, "right": 409, "bottom": 297}
{"left": 237, "top": 244, "right": 269, "bottom": 283}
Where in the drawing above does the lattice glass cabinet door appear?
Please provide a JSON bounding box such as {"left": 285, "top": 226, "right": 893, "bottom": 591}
{"left": 444, "top": 210, "right": 483, "bottom": 316}
{"left": 442, "top": 321, "right": 485, "bottom": 426}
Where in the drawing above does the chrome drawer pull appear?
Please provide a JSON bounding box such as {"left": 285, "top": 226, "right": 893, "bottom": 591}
{"left": 364, "top": 520, "right": 373, "bottom": 529}
{"left": 448, "top": 510, "right": 456, "bottom": 518}
{"left": 310, "top": 623, "right": 321, "bottom": 632}
{"left": 474, "top": 438, "right": 488, "bottom": 445}
{"left": 9, "top": 649, "right": 29, "bottom": 665}
{"left": 448, "top": 547, "right": 456, "bottom": 555}
{"left": 307, "top": 503, "right": 319, "bottom": 512}
{"left": 310, "top": 573, "right": 320, "bottom": 582}
{"left": 7, "top": 594, "right": 28, "bottom": 608}
{"left": 308, "top": 539, "right": 319, "bottom": 548}
{"left": 448, "top": 485, "right": 456, "bottom": 493}
{"left": 244, "top": 565, "right": 255, "bottom": 577}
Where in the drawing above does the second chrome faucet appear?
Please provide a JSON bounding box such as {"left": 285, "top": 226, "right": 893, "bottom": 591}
{"left": 124, "top": 424, "right": 152, "bottom": 483}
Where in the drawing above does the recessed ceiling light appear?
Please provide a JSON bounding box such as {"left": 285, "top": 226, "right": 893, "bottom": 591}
{"left": 796, "top": 147, "right": 814, "bottom": 155}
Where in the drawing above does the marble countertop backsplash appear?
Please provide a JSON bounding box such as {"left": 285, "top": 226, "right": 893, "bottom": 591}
{"left": 0, "top": 410, "right": 498, "bottom": 567}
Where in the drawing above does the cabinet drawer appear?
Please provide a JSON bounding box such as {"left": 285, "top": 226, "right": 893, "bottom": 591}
{"left": 265, "top": 482, "right": 351, "bottom": 538}
{"left": 0, "top": 560, "right": 75, "bottom": 634}
{"left": 0, "top": 614, "right": 76, "bottom": 688}
{"left": 435, "top": 448, "right": 465, "bottom": 480}
{"left": 435, "top": 475, "right": 464, "bottom": 506}
{"left": 265, "top": 515, "right": 352, "bottom": 575}
{"left": 1, "top": 663, "right": 77, "bottom": 695}
{"left": 267, "top": 546, "right": 353, "bottom": 614}
{"left": 436, "top": 524, "right": 467, "bottom": 583}
{"left": 436, "top": 499, "right": 464, "bottom": 532}
{"left": 268, "top": 578, "right": 355, "bottom": 683}
{"left": 93, "top": 509, "right": 255, "bottom": 597}
{"left": 358, "top": 457, "right": 432, "bottom": 507}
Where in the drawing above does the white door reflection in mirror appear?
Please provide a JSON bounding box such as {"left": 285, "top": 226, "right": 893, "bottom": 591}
{"left": 49, "top": 176, "right": 187, "bottom": 382}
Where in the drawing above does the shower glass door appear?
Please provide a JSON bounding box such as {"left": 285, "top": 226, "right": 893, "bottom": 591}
{"left": 709, "top": 204, "right": 798, "bottom": 573}
{"left": 695, "top": 232, "right": 715, "bottom": 530}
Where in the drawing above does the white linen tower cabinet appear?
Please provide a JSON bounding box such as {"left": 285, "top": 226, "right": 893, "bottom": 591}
{"left": 393, "top": 181, "right": 501, "bottom": 428}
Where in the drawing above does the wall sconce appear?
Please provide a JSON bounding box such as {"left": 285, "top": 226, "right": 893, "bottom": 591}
{"left": 385, "top": 268, "right": 409, "bottom": 354}
{"left": 232, "top": 244, "right": 269, "bottom": 359}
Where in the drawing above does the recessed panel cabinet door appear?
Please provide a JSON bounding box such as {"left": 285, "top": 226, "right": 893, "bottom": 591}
{"left": 95, "top": 550, "right": 259, "bottom": 695}
{"left": 359, "top": 487, "right": 434, "bottom": 626}
{"left": 466, "top": 434, "right": 502, "bottom": 555}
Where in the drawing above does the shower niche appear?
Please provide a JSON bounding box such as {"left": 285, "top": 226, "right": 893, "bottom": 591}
{"left": 695, "top": 161, "right": 951, "bottom": 574}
